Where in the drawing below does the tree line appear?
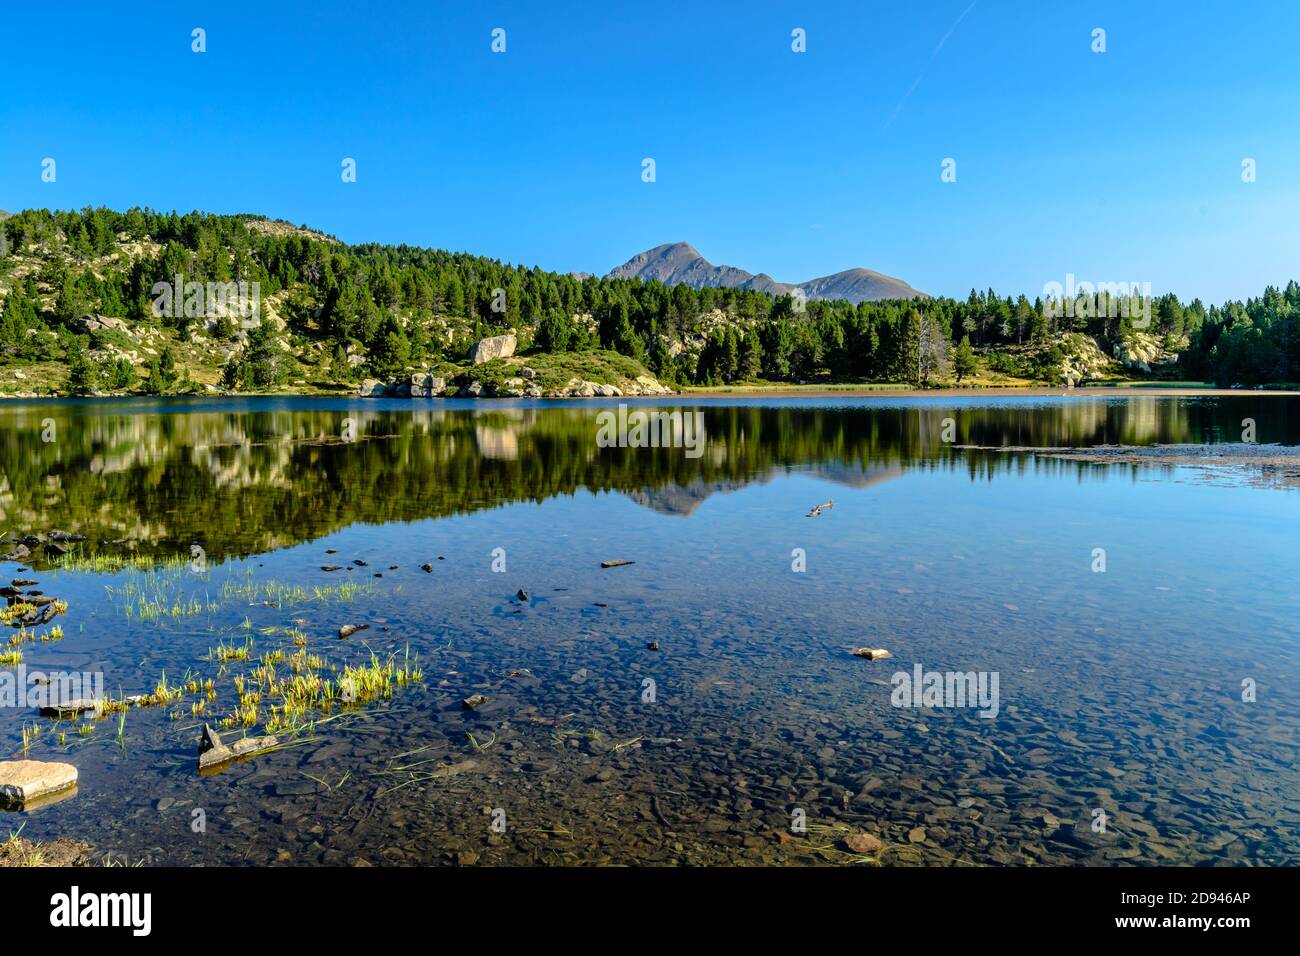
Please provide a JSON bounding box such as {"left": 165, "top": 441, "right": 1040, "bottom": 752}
{"left": 2, "top": 206, "right": 1299, "bottom": 389}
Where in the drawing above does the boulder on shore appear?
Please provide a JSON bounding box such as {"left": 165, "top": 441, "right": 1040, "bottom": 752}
{"left": 469, "top": 334, "right": 517, "bottom": 365}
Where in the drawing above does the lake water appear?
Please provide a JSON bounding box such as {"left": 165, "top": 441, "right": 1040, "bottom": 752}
{"left": 2, "top": 394, "right": 1298, "bottom": 866}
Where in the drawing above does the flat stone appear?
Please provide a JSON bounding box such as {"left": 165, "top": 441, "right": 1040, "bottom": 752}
{"left": 0, "top": 759, "right": 78, "bottom": 808}
{"left": 600, "top": 559, "right": 635, "bottom": 568}
{"left": 853, "top": 647, "right": 892, "bottom": 660}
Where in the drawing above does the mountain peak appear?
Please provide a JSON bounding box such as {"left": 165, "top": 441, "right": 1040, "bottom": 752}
{"left": 608, "top": 244, "right": 924, "bottom": 304}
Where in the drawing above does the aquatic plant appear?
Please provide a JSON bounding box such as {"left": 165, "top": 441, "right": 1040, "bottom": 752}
{"left": 209, "top": 638, "right": 252, "bottom": 663}
{"left": 0, "top": 603, "right": 35, "bottom": 626}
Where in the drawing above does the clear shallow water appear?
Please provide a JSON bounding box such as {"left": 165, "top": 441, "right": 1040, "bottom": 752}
{"left": 1, "top": 394, "right": 1298, "bottom": 865}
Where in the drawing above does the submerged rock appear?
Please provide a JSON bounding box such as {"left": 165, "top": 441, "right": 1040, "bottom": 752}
{"left": 843, "top": 832, "right": 884, "bottom": 854}
{"left": 0, "top": 759, "right": 78, "bottom": 809}
{"left": 462, "top": 694, "right": 489, "bottom": 710}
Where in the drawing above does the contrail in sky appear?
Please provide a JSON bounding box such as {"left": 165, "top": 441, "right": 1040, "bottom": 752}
{"left": 884, "top": 0, "right": 979, "bottom": 129}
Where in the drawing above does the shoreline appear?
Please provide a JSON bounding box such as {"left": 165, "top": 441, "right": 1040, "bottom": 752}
{"left": 4, "top": 385, "right": 1300, "bottom": 402}
{"left": 676, "top": 385, "right": 1300, "bottom": 399}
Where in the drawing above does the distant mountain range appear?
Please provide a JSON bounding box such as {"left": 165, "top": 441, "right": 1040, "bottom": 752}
{"left": 608, "top": 242, "right": 925, "bottom": 304}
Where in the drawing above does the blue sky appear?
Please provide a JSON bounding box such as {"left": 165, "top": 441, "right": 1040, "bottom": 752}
{"left": 3, "top": 1, "right": 1298, "bottom": 303}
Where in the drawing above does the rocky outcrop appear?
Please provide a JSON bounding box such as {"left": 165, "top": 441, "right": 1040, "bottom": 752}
{"left": 1113, "top": 332, "right": 1180, "bottom": 374}
{"left": 1057, "top": 334, "right": 1116, "bottom": 387}
{"left": 360, "top": 365, "right": 671, "bottom": 399}
{"left": 469, "top": 334, "right": 517, "bottom": 365}
{"left": 72, "top": 314, "right": 131, "bottom": 335}
{"left": 409, "top": 372, "right": 445, "bottom": 397}
{"left": 359, "top": 373, "right": 446, "bottom": 398}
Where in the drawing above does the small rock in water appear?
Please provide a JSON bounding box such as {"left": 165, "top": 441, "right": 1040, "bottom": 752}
{"left": 646, "top": 641, "right": 660, "bottom": 651}
{"left": 353, "top": 559, "right": 368, "bottom": 567}
{"left": 325, "top": 549, "right": 337, "bottom": 554}
{"left": 321, "top": 565, "right": 342, "bottom": 572}
{"left": 843, "top": 832, "right": 883, "bottom": 854}
{"left": 199, "top": 724, "right": 223, "bottom": 753}
{"left": 11, "top": 579, "right": 37, "bottom": 588}
{"left": 338, "top": 623, "right": 370, "bottom": 639}
{"left": 198, "top": 731, "right": 279, "bottom": 770}
{"left": 0, "top": 759, "right": 79, "bottom": 808}
{"left": 907, "top": 826, "right": 927, "bottom": 843}
{"left": 462, "top": 694, "right": 489, "bottom": 710}
{"left": 39, "top": 698, "right": 98, "bottom": 718}
{"left": 515, "top": 589, "right": 529, "bottom": 602}
{"left": 600, "top": 559, "right": 634, "bottom": 568}
{"left": 46, "top": 530, "right": 86, "bottom": 543}
{"left": 853, "top": 647, "right": 892, "bottom": 660}
{"left": 420, "top": 563, "right": 434, "bottom": 572}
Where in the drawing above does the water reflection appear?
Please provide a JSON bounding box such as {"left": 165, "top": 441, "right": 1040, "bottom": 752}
{"left": 1, "top": 395, "right": 1294, "bottom": 563}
